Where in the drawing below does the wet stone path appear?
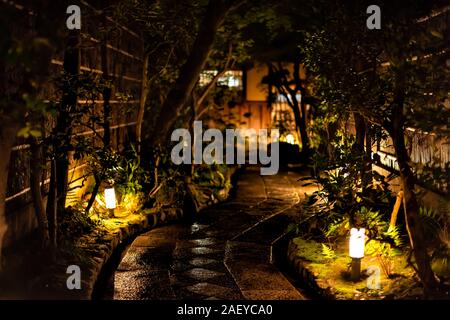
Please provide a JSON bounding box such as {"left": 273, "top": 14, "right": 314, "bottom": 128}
{"left": 102, "top": 167, "right": 316, "bottom": 300}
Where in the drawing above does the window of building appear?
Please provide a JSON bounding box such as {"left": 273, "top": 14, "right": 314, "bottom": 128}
{"left": 199, "top": 70, "right": 243, "bottom": 89}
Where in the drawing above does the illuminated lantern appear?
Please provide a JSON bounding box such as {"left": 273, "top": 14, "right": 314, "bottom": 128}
{"left": 104, "top": 187, "right": 116, "bottom": 216}
{"left": 349, "top": 228, "right": 365, "bottom": 258}
{"left": 349, "top": 228, "right": 365, "bottom": 281}
{"left": 285, "top": 134, "right": 295, "bottom": 145}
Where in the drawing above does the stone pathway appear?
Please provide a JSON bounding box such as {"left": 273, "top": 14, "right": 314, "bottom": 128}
{"left": 102, "top": 167, "right": 317, "bottom": 300}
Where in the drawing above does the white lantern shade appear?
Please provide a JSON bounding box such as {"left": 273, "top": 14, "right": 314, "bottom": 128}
{"left": 286, "top": 134, "right": 295, "bottom": 145}
{"left": 349, "top": 228, "right": 365, "bottom": 258}
{"left": 105, "top": 187, "right": 116, "bottom": 209}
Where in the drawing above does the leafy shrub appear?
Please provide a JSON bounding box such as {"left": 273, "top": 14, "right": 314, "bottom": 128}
{"left": 115, "top": 146, "right": 149, "bottom": 196}
{"left": 324, "top": 207, "right": 402, "bottom": 247}
{"left": 296, "top": 128, "right": 396, "bottom": 243}
{"left": 193, "top": 163, "right": 231, "bottom": 189}
{"left": 417, "top": 207, "right": 450, "bottom": 277}
{"left": 58, "top": 202, "right": 103, "bottom": 241}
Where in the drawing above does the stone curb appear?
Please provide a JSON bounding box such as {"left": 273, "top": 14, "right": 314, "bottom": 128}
{"left": 38, "top": 207, "right": 183, "bottom": 300}
{"left": 286, "top": 239, "right": 335, "bottom": 299}
{"left": 82, "top": 207, "right": 183, "bottom": 299}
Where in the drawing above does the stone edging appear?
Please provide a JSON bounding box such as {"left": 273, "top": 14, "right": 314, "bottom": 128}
{"left": 286, "top": 239, "right": 335, "bottom": 299}
{"left": 84, "top": 207, "right": 183, "bottom": 299}
{"left": 36, "top": 207, "right": 183, "bottom": 300}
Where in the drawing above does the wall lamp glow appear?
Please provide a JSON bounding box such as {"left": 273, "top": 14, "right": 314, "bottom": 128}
{"left": 349, "top": 228, "right": 365, "bottom": 281}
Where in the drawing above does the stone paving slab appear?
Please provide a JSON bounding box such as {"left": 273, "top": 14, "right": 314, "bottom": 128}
{"left": 224, "top": 241, "right": 303, "bottom": 300}
{"left": 113, "top": 269, "right": 176, "bottom": 300}
{"left": 232, "top": 214, "right": 291, "bottom": 245}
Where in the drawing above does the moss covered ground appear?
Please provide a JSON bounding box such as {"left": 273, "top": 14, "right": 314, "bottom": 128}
{"left": 292, "top": 237, "right": 427, "bottom": 299}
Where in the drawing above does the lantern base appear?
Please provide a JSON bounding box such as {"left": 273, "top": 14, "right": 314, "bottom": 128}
{"left": 350, "top": 257, "right": 362, "bottom": 281}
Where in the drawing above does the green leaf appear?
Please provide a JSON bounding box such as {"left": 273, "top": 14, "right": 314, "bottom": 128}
{"left": 29, "top": 130, "right": 42, "bottom": 138}
{"left": 17, "top": 126, "right": 30, "bottom": 138}
{"left": 321, "top": 243, "right": 336, "bottom": 260}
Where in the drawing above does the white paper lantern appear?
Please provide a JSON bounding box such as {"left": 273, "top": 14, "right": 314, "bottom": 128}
{"left": 104, "top": 187, "right": 116, "bottom": 210}
{"left": 349, "top": 228, "right": 365, "bottom": 258}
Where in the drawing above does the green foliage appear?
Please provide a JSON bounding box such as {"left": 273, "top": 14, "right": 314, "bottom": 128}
{"left": 418, "top": 206, "right": 442, "bottom": 242}
{"left": 417, "top": 206, "right": 450, "bottom": 276}
{"left": 321, "top": 243, "right": 336, "bottom": 260}
{"left": 302, "top": 0, "right": 450, "bottom": 190}
{"left": 411, "top": 207, "right": 450, "bottom": 277}
{"left": 44, "top": 72, "right": 117, "bottom": 161}
{"left": 295, "top": 119, "right": 399, "bottom": 242}
{"left": 147, "top": 149, "right": 188, "bottom": 208}
{"left": 86, "top": 147, "right": 122, "bottom": 184}
{"left": 324, "top": 207, "right": 402, "bottom": 247}
{"left": 297, "top": 155, "right": 402, "bottom": 255}
{"left": 17, "top": 122, "right": 42, "bottom": 139}
{"left": 58, "top": 202, "right": 104, "bottom": 241}
{"left": 308, "top": 101, "right": 339, "bottom": 151}
{"left": 193, "top": 163, "right": 231, "bottom": 190}
{"left": 116, "top": 146, "right": 149, "bottom": 196}
{"left": 431, "top": 238, "right": 450, "bottom": 277}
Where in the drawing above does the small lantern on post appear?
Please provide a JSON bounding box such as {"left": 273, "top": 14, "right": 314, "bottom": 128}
{"left": 349, "top": 228, "right": 365, "bottom": 281}
{"left": 104, "top": 186, "right": 116, "bottom": 217}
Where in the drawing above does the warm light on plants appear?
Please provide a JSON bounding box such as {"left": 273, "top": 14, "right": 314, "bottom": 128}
{"left": 349, "top": 228, "right": 365, "bottom": 258}
{"left": 120, "top": 193, "right": 142, "bottom": 215}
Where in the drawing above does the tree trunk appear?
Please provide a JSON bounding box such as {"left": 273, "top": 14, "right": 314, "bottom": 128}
{"left": 151, "top": 0, "right": 233, "bottom": 147}
{"left": 286, "top": 90, "right": 308, "bottom": 161}
{"left": 288, "top": 95, "right": 303, "bottom": 150}
{"left": 85, "top": 176, "right": 101, "bottom": 215}
{"left": 293, "top": 61, "right": 310, "bottom": 160}
{"left": 299, "top": 97, "right": 310, "bottom": 159}
{"left": 364, "top": 124, "right": 373, "bottom": 187}
{"left": 0, "top": 123, "right": 20, "bottom": 270}
{"left": 353, "top": 113, "right": 367, "bottom": 189}
{"left": 390, "top": 83, "right": 438, "bottom": 296}
{"left": 29, "top": 137, "right": 50, "bottom": 248}
{"left": 354, "top": 113, "right": 366, "bottom": 154}
{"left": 56, "top": 29, "right": 80, "bottom": 213}
{"left": 47, "top": 159, "right": 58, "bottom": 250}
{"left": 392, "top": 125, "right": 438, "bottom": 296}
